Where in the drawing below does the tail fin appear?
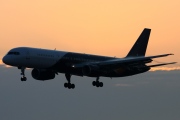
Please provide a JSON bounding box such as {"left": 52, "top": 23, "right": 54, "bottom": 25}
{"left": 126, "top": 28, "right": 151, "bottom": 57}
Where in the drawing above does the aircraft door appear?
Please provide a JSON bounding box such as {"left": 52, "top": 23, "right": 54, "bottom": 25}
{"left": 24, "top": 49, "right": 32, "bottom": 67}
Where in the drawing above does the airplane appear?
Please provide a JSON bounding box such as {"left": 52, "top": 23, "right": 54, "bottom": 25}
{"left": 2, "top": 28, "right": 176, "bottom": 89}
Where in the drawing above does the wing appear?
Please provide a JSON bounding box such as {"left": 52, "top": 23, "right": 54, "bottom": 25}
{"left": 73, "top": 53, "right": 175, "bottom": 69}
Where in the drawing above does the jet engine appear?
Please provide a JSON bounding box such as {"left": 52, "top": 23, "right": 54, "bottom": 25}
{"left": 82, "top": 65, "right": 100, "bottom": 76}
{"left": 31, "top": 68, "right": 55, "bottom": 80}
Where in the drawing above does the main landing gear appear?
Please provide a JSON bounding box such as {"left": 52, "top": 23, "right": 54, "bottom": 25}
{"left": 19, "top": 67, "right": 27, "bottom": 81}
{"left": 63, "top": 74, "right": 103, "bottom": 89}
{"left": 64, "top": 73, "right": 75, "bottom": 89}
{"left": 92, "top": 77, "right": 103, "bottom": 87}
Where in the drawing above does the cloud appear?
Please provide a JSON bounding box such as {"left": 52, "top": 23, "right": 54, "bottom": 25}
{"left": 150, "top": 67, "right": 180, "bottom": 71}
{"left": 0, "top": 59, "right": 3, "bottom": 64}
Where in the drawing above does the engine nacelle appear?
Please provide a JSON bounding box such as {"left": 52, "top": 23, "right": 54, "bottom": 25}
{"left": 82, "top": 65, "right": 100, "bottom": 76}
{"left": 31, "top": 69, "right": 55, "bottom": 80}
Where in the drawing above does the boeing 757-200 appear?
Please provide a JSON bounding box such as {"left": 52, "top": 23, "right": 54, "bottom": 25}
{"left": 2, "top": 28, "right": 176, "bottom": 89}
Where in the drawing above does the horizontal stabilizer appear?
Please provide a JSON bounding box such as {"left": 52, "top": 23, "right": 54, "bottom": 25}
{"left": 148, "top": 62, "right": 177, "bottom": 68}
{"left": 73, "top": 54, "right": 174, "bottom": 69}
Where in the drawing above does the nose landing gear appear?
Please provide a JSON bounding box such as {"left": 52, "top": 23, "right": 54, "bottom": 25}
{"left": 19, "top": 67, "right": 27, "bottom": 81}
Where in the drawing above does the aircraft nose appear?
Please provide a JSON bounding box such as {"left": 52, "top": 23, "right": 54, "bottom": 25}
{"left": 2, "top": 56, "right": 7, "bottom": 64}
{"left": 2, "top": 55, "right": 9, "bottom": 64}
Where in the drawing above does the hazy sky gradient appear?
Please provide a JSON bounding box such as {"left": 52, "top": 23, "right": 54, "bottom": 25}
{"left": 0, "top": 66, "right": 180, "bottom": 120}
{"left": 0, "top": 0, "right": 179, "bottom": 65}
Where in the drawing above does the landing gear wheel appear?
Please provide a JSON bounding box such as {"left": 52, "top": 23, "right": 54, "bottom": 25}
{"left": 21, "top": 77, "right": 27, "bottom": 81}
{"left": 99, "top": 82, "right": 103, "bottom": 87}
{"left": 68, "top": 83, "right": 71, "bottom": 89}
{"left": 68, "top": 85, "right": 71, "bottom": 89}
{"left": 64, "top": 83, "right": 68, "bottom": 88}
{"left": 96, "top": 82, "right": 100, "bottom": 87}
{"left": 64, "top": 83, "right": 76, "bottom": 89}
{"left": 92, "top": 81, "right": 96, "bottom": 86}
{"left": 71, "top": 84, "right": 75, "bottom": 89}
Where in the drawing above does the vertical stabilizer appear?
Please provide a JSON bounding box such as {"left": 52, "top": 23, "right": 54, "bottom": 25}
{"left": 126, "top": 28, "right": 151, "bottom": 57}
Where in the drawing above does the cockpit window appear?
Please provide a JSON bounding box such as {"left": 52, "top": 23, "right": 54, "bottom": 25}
{"left": 8, "top": 52, "right": 20, "bottom": 55}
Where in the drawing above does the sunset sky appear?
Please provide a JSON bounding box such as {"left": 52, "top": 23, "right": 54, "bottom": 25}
{"left": 0, "top": 0, "right": 179, "bottom": 65}
{"left": 0, "top": 1, "right": 180, "bottom": 120}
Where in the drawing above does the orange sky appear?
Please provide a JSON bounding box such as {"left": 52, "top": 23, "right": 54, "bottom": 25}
{"left": 0, "top": 0, "right": 179, "bottom": 68}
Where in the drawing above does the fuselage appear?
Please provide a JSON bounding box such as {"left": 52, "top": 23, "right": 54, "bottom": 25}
{"left": 2, "top": 47, "right": 148, "bottom": 78}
